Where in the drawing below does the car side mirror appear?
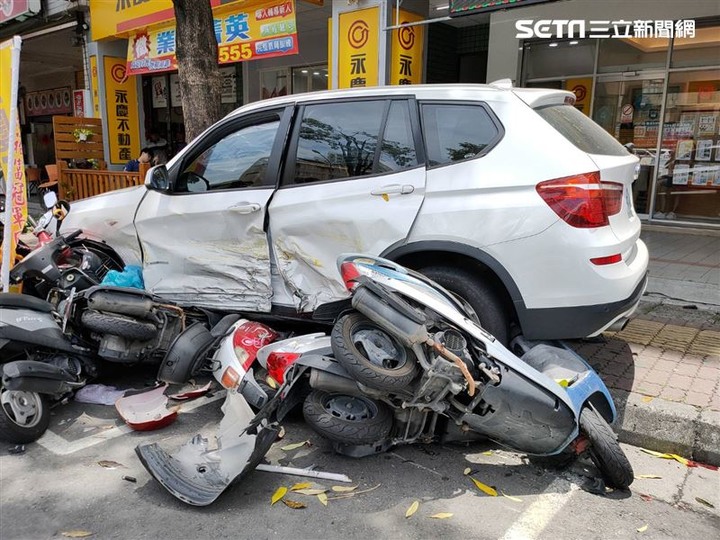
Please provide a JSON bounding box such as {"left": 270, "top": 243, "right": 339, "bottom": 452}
{"left": 146, "top": 164, "right": 171, "bottom": 192}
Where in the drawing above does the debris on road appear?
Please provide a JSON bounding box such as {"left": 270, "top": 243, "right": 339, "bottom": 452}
{"left": 255, "top": 464, "right": 352, "bottom": 483}
{"left": 167, "top": 381, "right": 212, "bottom": 401}
{"left": 74, "top": 384, "right": 126, "bottom": 406}
{"left": 97, "top": 460, "right": 124, "bottom": 469}
{"left": 122, "top": 475, "right": 137, "bottom": 483}
{"left": 115, "top": 385, "right": 178, "bottom": 431}
{"left": 8, "top": 444, "right": 25, "bottom": 455}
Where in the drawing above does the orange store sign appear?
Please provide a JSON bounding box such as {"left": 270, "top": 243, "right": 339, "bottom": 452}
{"left": 124, "top": 1, "right": 298, "bottom": 75}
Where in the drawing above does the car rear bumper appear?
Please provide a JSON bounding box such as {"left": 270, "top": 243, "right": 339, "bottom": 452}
{"left": 518, "top": 272, "right": 648, "bottom": 340}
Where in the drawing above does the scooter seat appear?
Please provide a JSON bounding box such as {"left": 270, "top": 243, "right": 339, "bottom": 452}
{"left": 0, "top": 293, "right": 55, "bottom": 313}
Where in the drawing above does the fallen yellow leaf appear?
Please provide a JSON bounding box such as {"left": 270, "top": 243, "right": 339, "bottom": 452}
{"left": 463, "top": 467, "right": 472, "bottom": 475}
{"left": 501, "top": 491, "right": 523, "bottom": 502}
{"left": 61, "top": 532, "right": 93, "bottom": 538}
{"left": 670, "top": 454, "right": 690, "bottom": 466}
{"left": 282, "top": 499, "right": 307, "bottom": 509}
{"left": 271, "top": 486, "right": 288, "bottom": 505}
{"left": 641, "top": 396, "right": 653, "bottom": 403}
{"left": 281, "top": 441, "right": 308, "bottom": 451}
{"left": 294, "top": 488, "right": 327, "bottom": 496}
{"left": 430, "top": 513, "right": 453, "bottom": 519}
{"left": 635, "top": 474, "right": 662, "bottom": 479}
{"left": 481, "top": 451, "right": 493, "bottom": 456}
{"left": 555, "top": 378, "right": 571, "bottom": 388}
{"left": 640, "top": 448, "right": 691, "bottom": 467}
{"left": 331, "top": 485, "right": 358, "bottom": 492}
{"left": 381, "top": 193, "right": 389, "bottom": 202}
{"left": 637, "top": 524, "right": 648, "bottom": 533}
{"left": 318, "top": 493, "right": 328, "bottom": 506}
{"left": 291, "top": 482, "right": 312, "bottom": 491}
{"left": 406, "top": 500, "right": 420, "bottom": 518}
{"left": 471, "top": 478, "right": 498, "bottom": 497}
{"left": 695, "top": 497, "right": 715, "bottom": 508}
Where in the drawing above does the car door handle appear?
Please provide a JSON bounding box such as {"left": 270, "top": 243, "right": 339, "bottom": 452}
{"left": 227, "top": 202, "right": 261, "bottom": 214}
{"left": 370, "top": 184, "right": 415, "bottom": 196}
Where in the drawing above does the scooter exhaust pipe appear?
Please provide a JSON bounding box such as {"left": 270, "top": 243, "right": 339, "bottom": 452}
{"left": 351, "top": 286, "right": 428, "bottom": 347}
{"left": 607, "top": 317, "right": 629, "bottom": 332}
{"left": 309, "top": 369, "right": 363, "bottom": 396}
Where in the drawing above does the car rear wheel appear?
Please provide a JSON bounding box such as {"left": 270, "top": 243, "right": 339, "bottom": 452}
{"left": 419, "top": 266, "right": 510, "bottom": 345}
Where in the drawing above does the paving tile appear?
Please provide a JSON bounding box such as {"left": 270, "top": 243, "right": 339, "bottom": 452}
{"left": 635, "top": 381, "right": 662, "bottom": 397}
{"left": 654, "top": 358, "right": 680, "bottom": 372}
{"left": 691, "top": 377, "right": 719, "bottom": 394}
{"left": 696, "top": 366, "right": 720, "bottom": 382}
{"left": 667, "top": 374, "right": 693, "bottom": 390}
{"left": 644, "top": 370, "right": 671, "bottom": 385}
{"left": 672, "top": 362, "right": 700, "bottom": 377}
{"left": 688, "top": 330, "right": 720, "bottom": 357}
{"left": 686, "top": 391, "right": 711, "bottom": 407}
{"left": 660, "top": 386, "right": 687, "bottom": 402}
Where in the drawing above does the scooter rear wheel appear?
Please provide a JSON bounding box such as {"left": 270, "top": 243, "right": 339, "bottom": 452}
{"left": 331, "top": 312, "right": 418, "bottom": 391}
{"left": 303, "top": 390, "right": 392, "bottom": 445}
{"left": 0, "top": 388, "right": 51, "bottom": 444}
{"left": 580, "top": 406, "right": 634, "bottom": 489}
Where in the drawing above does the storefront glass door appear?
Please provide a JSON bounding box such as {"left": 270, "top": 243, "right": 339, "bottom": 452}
{"left": 593, "top": 74, "right": 666, "bottom": 216}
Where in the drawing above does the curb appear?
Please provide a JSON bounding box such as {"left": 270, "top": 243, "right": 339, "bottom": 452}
{"left": 611, "top": 389, "right": 720, "bottom": 466}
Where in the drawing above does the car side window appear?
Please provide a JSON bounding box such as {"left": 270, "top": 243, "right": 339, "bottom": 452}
{"left": 378, "top": 101, "right": 418, "bottom": 173}
{"left": 292, "top": 100, "right": 385, "bottom": 185}
{"left": 175, "top": 116, "right": 281, "bottom": 193}
{"left": 421, "top": 103, "right": 500, "bottom": 167}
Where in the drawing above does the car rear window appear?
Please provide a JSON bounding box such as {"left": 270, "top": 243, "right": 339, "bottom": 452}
{"left": 535, "top": 104, "right": 628, "bottom": 156}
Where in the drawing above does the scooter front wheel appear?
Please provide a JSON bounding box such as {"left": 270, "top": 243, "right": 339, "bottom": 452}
{"left": 580, "top": 406, "right": 634, "bottom": 489}
{"left": 0, "top": 387, "right": 51, "bottom": 444}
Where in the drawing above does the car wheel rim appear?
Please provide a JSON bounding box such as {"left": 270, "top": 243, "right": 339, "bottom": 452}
{"left": 323, "top": 394, "right": 377, "bottom": 422}
{"left": 352, "top": 326, "right": 407, "bottom": 370}
{"left": 1, "top": 390, "right": 43, "bottom": 428}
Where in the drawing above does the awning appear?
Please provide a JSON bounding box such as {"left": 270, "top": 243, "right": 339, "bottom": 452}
{"left": 126, "top": 0, "right": 299, "bottom": 76}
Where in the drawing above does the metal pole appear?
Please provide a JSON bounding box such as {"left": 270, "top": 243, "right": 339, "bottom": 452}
{"left": 1, "top": 36, "right": 23, "bottom": 292}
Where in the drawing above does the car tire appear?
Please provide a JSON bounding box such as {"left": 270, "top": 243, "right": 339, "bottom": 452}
{"left": 331, "top": 312, "right": 418, "bottom": 391}
{"left": 418, "top": 266, "right": 510, "bottom": 345}
{"left": 0, "top": 388, "right": 51, "bottom": 444}
{"left": 303, "top": 390, "right": 393, "bottom": 445}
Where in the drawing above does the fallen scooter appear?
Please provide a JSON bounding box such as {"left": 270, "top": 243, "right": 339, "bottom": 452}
{"left": 136, "top": 255, "right": 632, "bottom": 507}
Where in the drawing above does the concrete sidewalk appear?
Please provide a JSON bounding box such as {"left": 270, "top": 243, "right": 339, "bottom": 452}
{"left": 571, "top": 225, "right": 720, "bottom": 465}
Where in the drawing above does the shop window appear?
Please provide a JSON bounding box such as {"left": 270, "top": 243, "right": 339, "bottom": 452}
{"left": 652, "top": 70, "right": 720, "bottom": 224}
{"left": 293, "top": 100, "right": 385, "bottom": 184}
{"left": 421, "top": 103, "right": 500, "bottom": 167}
{"left": 260, "top": 68, "right": 290, "bottom": 99}
{"left": 176, "top": 116, "right": 281, "bottom": 192}
{"left": 292, "top": 66, "right": 329, "bottom": 94}
{"left": 670, "top": 25, "right": 720, "bottom": 68}
{"left": 522, "top": 40, "right": 595, "bottom": 80}
{"left": 378, "top": 101, "right": 418, "bottom": 173}
{"left": 597, "top": 38, "right": 669, "bottom": 73}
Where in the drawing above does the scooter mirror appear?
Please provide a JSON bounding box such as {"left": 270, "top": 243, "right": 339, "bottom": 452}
{"left": 43, "top": 191, "right": 58, "bottom": 209}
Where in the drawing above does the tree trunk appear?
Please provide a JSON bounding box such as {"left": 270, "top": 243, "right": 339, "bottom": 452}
{"left": 172, "top": 0, "right": 223, "bottom": 143}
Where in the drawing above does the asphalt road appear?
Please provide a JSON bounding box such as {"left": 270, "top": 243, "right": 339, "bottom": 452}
{"left": 1, "top": 374, "right": 718, "bottom": 540}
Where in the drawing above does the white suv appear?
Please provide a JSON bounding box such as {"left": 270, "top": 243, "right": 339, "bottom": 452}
{"left": 63, "top": 82, "right": 648, "bottom": 344}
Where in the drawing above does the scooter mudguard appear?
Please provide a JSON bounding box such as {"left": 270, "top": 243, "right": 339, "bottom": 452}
{"left": 136, "top": 390, "right": 280, "bottom": 506}
{"left": 2, "top": 361, "right": 81, "bottom": 394}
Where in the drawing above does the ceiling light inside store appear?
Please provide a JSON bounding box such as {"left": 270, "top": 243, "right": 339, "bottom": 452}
{"left": 313, "top": 72, "right": 320, "bottom": 76}
{"left": 569, "top": 41, "right": 579, "bottom": 45}
{"left": 301, "top": 69, "right": 308, "bottom": 73}
{"left": 549, "top": 43, "right": 559, "bottom": 47}
{"left": 436, "top": 4, "right": 449, "bottom": 10}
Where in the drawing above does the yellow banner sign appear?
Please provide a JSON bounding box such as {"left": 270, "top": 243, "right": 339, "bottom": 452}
{"left": 566, "top": 78, "right": 593, "bottom": 116}
{"left": 390, "top": 10, "right": 424, "bottom": 85}
{"left": 103, "top": 57, "right": 140, "bottom": 165}
{"left": 338, "top": 7, "right": 379, "bottom": 89}
{"left": 90, "top": 55, "right": 100, "bottom": 117}
{"left": 0, "top": 37, "right": 27, "bottom": 273}
{"left": 126, "top": 1, "right": 298, "bottom": 76}
{"left": 90, "top": 0, "right": 174, "bottom": 41}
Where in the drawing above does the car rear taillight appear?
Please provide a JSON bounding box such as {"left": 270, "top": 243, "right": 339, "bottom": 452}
{"left": 266, "top": 352, "right": 301, "bottom": 384}
{"left": 340, "top": 261, "right": 361, "bottom": 291}
{"left": 590, "top": 254, "right": 622, "bottom": 266}
{"left": 536, "top": 172, "right": 623, "bottom": 228}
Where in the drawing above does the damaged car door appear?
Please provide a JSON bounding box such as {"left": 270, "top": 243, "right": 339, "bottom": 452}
{"left": 134, "top": 107, "right": 292, "bottom": 312}
{"left": 268, "top": 98, "right": 426, "bottom": 311}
